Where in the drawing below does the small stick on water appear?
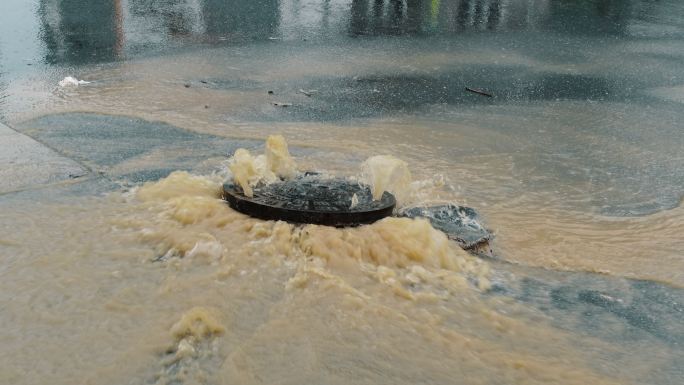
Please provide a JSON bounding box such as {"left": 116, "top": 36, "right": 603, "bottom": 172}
{"left": 298, "top": 89, "right": 317, "bottom": 97}
{"left": 465, "top": 87, "right": 493, "bottom": 97}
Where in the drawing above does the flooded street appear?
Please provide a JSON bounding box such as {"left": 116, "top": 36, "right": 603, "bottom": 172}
{"left": 1, "top": 0, "right": 683, "bottom": 384}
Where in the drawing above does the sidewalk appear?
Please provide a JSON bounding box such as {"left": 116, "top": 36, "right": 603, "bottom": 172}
{"left": 0, "top": 122, "right": 87, "bottom": 194}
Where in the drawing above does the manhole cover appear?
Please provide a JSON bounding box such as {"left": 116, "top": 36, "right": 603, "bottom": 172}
{"left": 223, "top": 176, "right": 396, "bottom": 226}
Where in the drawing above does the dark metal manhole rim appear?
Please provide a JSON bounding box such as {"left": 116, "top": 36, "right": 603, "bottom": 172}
{"left": 222, "top": 179, "right": 396, "bottom": 226}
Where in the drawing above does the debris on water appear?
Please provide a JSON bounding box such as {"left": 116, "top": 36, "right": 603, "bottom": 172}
{"left": 465, "top": 87, "right": 493, "bottom": 97}
{"left": 200, "top": 80, "right": 208, "bottom": 84}
{"left": 400, "top": 204, "right": 492, "bottom": 250}
{"left": 58, "top": 76, "right": 91, "bottom": 87}
{"left": 298, "top": 89, "right": 318, "bottom": 97}
{"left": 184, "top": 83, "right": 191, "bottom": 88}
{"left": 267, "top": 90, "right": 274, "bottom": 95}
{"left": 272, "top": 102, "right": 292, "bottom": 107}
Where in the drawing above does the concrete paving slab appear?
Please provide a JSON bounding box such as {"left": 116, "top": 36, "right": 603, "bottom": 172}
{"left": 16, "top": 113, "right": 262, "bottom": 183}
{"left": 0, "top": 122, "right": 87, "bottom": 194}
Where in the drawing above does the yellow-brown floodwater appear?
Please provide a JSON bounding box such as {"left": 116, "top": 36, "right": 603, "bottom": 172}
{"left": 2, "top": 4, "right": 684, "bottom": 382}
{"left": 6, "top": 46, "right": 684, "bottom": 287}
{"left": 2, "top": 170, "right": 675, "bottom": 385}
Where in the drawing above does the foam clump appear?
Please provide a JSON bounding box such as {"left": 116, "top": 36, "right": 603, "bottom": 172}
{"left": 58, "top": 76, "right": 91, "bottom": 87}
{"left": 300, "top": 216, "right": 475, "bottom": 272}
{"left": 229, "top": 149, "right": 262, "bottom": 198}
{"left": 266, "top": 135, "right": 298, "bottom": 180}
{"left": 170, "top": 307, "right": 225, "bottom": 340}
{"left": 229, "top": 135, "right": 298, "bottom": 197}
{"left": 136, "top": 171, "right": 221, "bottom": 202}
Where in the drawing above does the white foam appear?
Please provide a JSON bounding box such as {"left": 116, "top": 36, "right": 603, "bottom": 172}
{"left": 58, "top": 76, "right": 91, "bottom": 87}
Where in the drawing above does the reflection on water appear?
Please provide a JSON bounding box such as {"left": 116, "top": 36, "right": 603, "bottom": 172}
{"left": 39, "top": 0, "right": 124, "bottom": 64}
{"left": 127, "top": 0, "right": 202, "bottom": 37}
{"left": 201, "top": 0, "right": 280, "bottom": 39}
{"left": 349, "top": 0, "right": 544, "bottom": 35}
{"left": 346, "top": 0, "right": 684, "bottom": 37}
{"left": 28, "top": 0, "right": 684, "bottom": 66}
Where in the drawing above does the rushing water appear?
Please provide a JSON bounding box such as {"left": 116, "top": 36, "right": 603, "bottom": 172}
{"left": 1, "top": 0, "right": 684, "bottom": 384}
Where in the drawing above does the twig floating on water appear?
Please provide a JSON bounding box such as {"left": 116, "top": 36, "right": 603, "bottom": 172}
{"left": 298, "top": 89, "right": 318, "bottom": 97}
{"left": 465, "top": 87, "right": 493, "bottom": 97}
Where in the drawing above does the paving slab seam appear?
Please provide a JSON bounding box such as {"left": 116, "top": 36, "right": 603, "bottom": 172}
{"left": 0, "top": 122, "right": 91, "bottom": 194}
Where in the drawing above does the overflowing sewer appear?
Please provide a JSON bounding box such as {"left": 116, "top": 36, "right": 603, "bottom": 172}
{"left": 223, "top": 174, "right": 492, "bottom": 252}
{"left": 223, "top": 135, "right": 492, "bottom": 251}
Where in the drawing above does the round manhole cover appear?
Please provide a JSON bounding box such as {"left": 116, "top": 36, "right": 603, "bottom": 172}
{"left": 223, "top": 176, "right": 396, "bottom": 226}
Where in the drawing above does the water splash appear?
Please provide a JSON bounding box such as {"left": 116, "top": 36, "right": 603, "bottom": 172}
{"left": 228, "top": 135, "right": 297, "bottom": 197}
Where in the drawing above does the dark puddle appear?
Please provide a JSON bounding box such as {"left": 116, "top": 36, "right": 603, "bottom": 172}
{"left": 489, "top": 262, "right": 684, "bottom": 383}
{"left": 210, "top": 68, "right": 665, "bottom": 123}
{"left": 516, "top": 275, "right": 683, "bottom": 346}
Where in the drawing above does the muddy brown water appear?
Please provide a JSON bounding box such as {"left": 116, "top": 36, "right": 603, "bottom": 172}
{"left": 1, "top": 0, "right": 684, "bottom": 384}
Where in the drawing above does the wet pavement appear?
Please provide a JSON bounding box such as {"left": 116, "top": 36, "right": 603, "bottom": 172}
{"left": 15, "top": 113, "right": 258, "bottom": 181}
{"left": 0, "top": 121, "right": 85, "bottom": 194}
